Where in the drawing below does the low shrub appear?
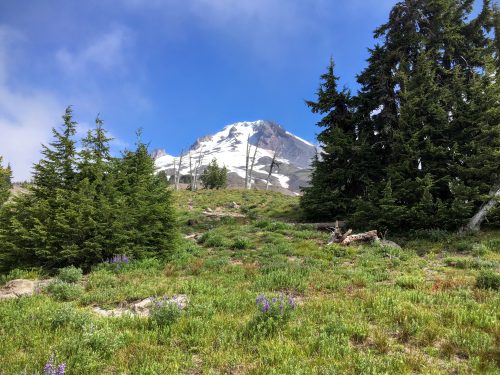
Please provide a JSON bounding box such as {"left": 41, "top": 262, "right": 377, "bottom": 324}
{"left": 472, "top": 243, "right": 488, "bottom": 257}
{"left": 47, "top": 281, "right": 83, "bottom": 301}
{"left": 475, "top": 270, "right": 500, "bottom": 290}
{"left": 82, "top": 323, "right": 124, "bottom": 358}
{"left": 57, "top": 266, "right": 83, "bottom": 283}
{"left": 231, "top": 238, "right": 251, "bottom": 250}
{"left": 246, "top": 294, "right": 296, "bottom": 337}
{"left": 198, "top": 231, "right": 227, "bottom": 248}
{"left": 484, "top": 239, "right": 500, "bottom": 253}
{"left": 149, "top": 300, "right": 183, "bottom": 328}
{"left": 50, "top": 304, "right": 89, "bottom": 329}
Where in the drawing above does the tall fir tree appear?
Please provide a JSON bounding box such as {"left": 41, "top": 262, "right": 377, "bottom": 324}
{"left": 300, "top": 59, "right": 358, "bottom": 220}
{"left": 113, "top": 132, "right": 177, "bottom": 260}
{"left": 0, "top": 157, "right": 12, "bottom": 205}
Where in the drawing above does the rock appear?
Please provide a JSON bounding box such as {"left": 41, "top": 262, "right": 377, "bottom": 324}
{"left": 0, "top": 278, "right": 55, "bottom": 300}
{"left": 170, "top": 294, "right": 189, "bottom": 309}
{"left": 92, "top": 295, "right": 189, "bottom": 318}
{"left": 0, "top": 279, "right": 35, "bottom": 299}
{"left": 131, "top": 297, "right": 155, "bottom": 317}
{"left": 93, "top": 307, "right": 131, "bottom": 317}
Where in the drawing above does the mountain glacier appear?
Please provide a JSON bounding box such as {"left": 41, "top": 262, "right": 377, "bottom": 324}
{"left": 153, "top": 120, "right": 316, "bottom": 193}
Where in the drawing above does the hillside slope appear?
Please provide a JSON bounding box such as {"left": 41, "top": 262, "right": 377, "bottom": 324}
{"left": 0, "top": 190, "right": 499, "bottom": 374}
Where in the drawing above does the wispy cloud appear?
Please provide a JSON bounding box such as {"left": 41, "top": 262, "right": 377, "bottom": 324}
{"left": 56, "top": 26, "right": 133, "bottom": 75}
{"left": 0, "top": 25, "right": 132, "bottom": 181}
{"left": 0, "top": 26, "right": 61, "bottom": 181}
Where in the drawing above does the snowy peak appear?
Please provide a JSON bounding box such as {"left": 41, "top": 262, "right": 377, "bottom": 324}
{"left": 154, "top": 120, "right": 315, "bottom": 193}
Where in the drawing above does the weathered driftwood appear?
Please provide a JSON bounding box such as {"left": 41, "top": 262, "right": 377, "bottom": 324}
{"left": 328, "top": 221, "right": 350, "bottom": 244}
{"left": 464, "top": 183, "right": 500, "bottom": 232}
{"left": 327, "top": 220, "right": 379, "bottom": 246}
{"left": 341, "top": 230, "right": 379, "bottom": 245}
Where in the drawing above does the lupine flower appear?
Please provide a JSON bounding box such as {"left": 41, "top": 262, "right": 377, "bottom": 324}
{"left": 255, "top": 294, "right": 266, "bottom": 304}
{"left": 108, "top": 254, "right": 130, "bottom": 264}
{"left": 43, "top": 354, "right": 55, "bottom": 375}
{"left": 261, "top": 301, "right": 270, "bottom": 313}
{"left": 56, "top": 363, "right": 66, "bottom": 375}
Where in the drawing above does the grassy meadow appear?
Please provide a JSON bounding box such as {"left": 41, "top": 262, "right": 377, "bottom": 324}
{"left": 0, "top": 189, "right": 499, "bottom": 374}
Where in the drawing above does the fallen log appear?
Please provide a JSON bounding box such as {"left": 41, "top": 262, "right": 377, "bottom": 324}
{"left": 202, "top": 211, "right": 246, "bottom": 219}
{"left": 464, "top": 183, "right": 500, "bottom": 232}
{"left": 341, "top": 230, "right": 379, "bottom": 245}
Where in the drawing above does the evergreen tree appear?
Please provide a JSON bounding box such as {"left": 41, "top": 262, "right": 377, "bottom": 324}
{"left": 0, "top": 110, "right": 178, "bottom": 272}
{"left": 300, "top": 59, "right": 358, "bottom": 221}
{"left": 113, "top": 133, "right": 177, "bottom": 260}
{"left": 0, "top": 157, "right": 12, "bottom": 205}
{"left": 302, "top": 0, "right": 498, "bottom": 231}
{"left": 201, "top": 158, "right": 227, "bottom": 189}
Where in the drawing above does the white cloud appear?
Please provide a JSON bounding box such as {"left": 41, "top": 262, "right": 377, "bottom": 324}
{"left": 0, "top": 89, "right": 61, "bottom": 181}
{"left": 0, "top": 26, "right": 61, "bottom": 181}
{"left": 56, "top": 26, "right": 132, "bottom": 75}
{"left": 0, "top": 25, "right": 131, "bottom": 181}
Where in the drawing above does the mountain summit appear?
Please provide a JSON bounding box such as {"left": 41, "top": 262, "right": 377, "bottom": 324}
{"left": 153, "top": 120, "right": 316, "bottom": 193}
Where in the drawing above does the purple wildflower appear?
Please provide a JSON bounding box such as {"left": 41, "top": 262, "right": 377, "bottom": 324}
{"left": 108, "top": 254, "right": 130, "bottom": 264}
{"left": 43, "top": 354, "right": 55, "bottom": 375}
{"left": 288, "top": 297, "right": 296, "bottom": 309}
{"left": 261, "top": 301, "right": 270, "bottom": 313}
{"left": 255, "top": 294, "right": 267, "bottom": 304}
{"left": 56, "top": 364, "right": 66, "bottom": 375}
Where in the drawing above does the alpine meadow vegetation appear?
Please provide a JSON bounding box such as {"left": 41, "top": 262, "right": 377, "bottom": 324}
{"left": 0, "top": 189, "right": 498, "bottom": 373}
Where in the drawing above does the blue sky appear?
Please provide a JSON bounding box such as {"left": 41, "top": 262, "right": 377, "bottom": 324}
{"left": 0, "top": 0, "right": 485, "bottom": 180}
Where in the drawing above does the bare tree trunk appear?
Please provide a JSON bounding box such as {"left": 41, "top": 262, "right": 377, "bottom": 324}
{"left": 173, "top": 159, "right": 177, "bottom": 190}
{"left": 245, "top": 136, "right": 251, "bottom": 189}
{"left": 265, "top": 146, "right": 281, "bottom": 190}
{"left": 188, "top": 153, "right": 193, "bottom": 189}
{"left": 192, "top": 148, "right": 204, "bottom": 191}
{"left": 465, "top": 183, "right": 500, "bottom": 232}
{"left": 175, "top": 152, "right": 184, "bottom": 191}
{"left": 245, "top": 136, "right": 262, "bottom": 189}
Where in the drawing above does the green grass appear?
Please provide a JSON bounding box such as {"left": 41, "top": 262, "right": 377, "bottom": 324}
{"left": 1, "top": 189, "right": 499, "bottom": 374}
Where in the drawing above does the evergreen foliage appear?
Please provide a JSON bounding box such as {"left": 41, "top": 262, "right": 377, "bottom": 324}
{"left": 200, "top": 158, "right": 228, "bottom": 190}
{"left": 301, "top": 0, "right": 499, "bottom": 231}
{"left": 0, "top": 157, "right": 12, "bottom": 205}
{"left": 0, "top": 108, "right": 177, "bottom": 272}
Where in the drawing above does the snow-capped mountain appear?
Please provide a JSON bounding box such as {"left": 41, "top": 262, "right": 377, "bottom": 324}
{"left": 153, "top": 120, "right": 316, "bottom": 193}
